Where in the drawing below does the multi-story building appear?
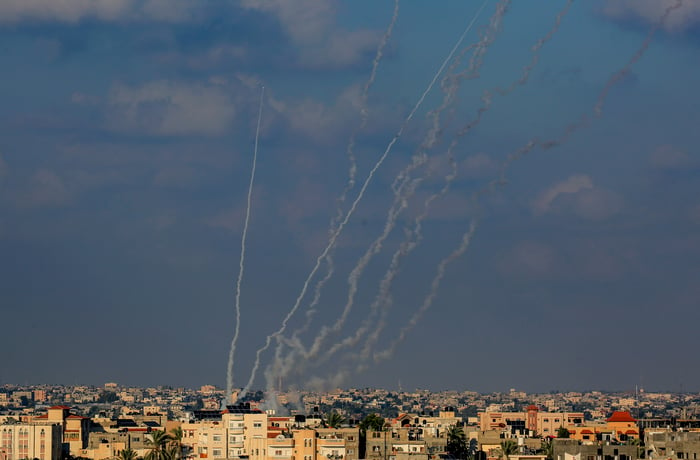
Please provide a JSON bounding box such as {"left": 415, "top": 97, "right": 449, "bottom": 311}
{"left": 0, "top": 422, "right": 63, "bottom": 460}
{"left": 31, "top": 405, "right": 91, "bottom": 456}
{"left": 644, "top": 430, "right": 700, "bottom": 460}
{"left": 317, "top": 428, "right": 360, "bottom": 460}
{"left": 478, "top": 406, "right": 585, "bottom": 436}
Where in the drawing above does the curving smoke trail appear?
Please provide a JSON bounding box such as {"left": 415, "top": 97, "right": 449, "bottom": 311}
{"left": 371, "top": 220, "right": 479, "bottom": 365}
{"left": 263, "top": 1, "right": 400, "bottom": 400}
{"left": 311, "top": 0, "right": 572, "bottom": 371}
{"left": 267, "top": 0, "right": 503, "bottom": 388}
{"left": 239, "top": 0, "right": 493, "bottom": 398}
{"left": 305, "top": 0, "right": 511, "bottom": 368}
{"left": 283, "top": 0, "right": 401, "bottom": 350}
{"left": 226, "top": 86, "right": 265, "bottom": 402}
{"left": 595, "top": 0, "right": 683, "bottom": 116}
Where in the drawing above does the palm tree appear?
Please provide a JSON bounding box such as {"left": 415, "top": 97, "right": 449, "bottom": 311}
{"left": 539, "top": 438, "right": 554, "bottom": 460}
{"left": 359, "top": 414, "right": 386, "bottom": 459}
{"left": 169, "top": 427, "right": 183, "bottom": 460}
{"left": 499, "top": 440, "right": 519, "bottom": 460}
{"left": 118, "top": 449, "right": 138, "bottom": 460}
{"left": 446, "top": 425, "right": 467, "bottom": 459}
{"left": 324, "top": 412, "right": 346, "bottom": 429}
{"left": 359, "top": 414, "right": 385, "bottom": 434}
{"left": 145, "top": 430, "right": 172, "bottom": 460}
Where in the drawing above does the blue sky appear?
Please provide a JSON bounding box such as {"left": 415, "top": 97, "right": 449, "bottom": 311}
{"left": 1, "top": 0, "right": 699, "bottom": 395}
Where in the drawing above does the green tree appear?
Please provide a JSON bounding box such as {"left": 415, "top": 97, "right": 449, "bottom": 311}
{"left": 556, "top": 427, "right": 570, "bottom": 439}
{"left": 169, "top": 427, "right": 184, "bottom": 460}
{"left": 118, "top": 448, "right": 138, "bottom": 460}
{"left": 446, "top": 425, "right": 468, "bottom": 459}
{"left": 539, "top": 438, "right": 554, "bottom": 460}
{"left": 145, "top": 430, "right": 172, "bottom": 460}
{"left": 359, "top": 414, "right": 385, "bottom": 459}
{"left": 324, "top": 412, "right": 346, "bottom": 429}
{"left": 359, "top": 414, "right": 385, "bottom": 433}
{"left": 499, "top": 440, "right": 519, "bottom": 460}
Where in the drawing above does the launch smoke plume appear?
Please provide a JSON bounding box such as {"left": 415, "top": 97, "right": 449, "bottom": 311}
{"left": 239, "top": 0, "right": 492, "bottom": 398}
{"left": 226, "top": 86, "right": 265, "bottom": 402}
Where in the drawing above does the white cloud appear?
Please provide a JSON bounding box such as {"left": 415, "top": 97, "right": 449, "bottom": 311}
{"left": 106, "top": 80, "right": 236, "bottom": 136}
{"left": 533, "top": 174, "right": 593, "bottom": 215}
{"left": 239, "top": 0, "right": 381, "bottom": 68}
{"left": 271, "top": 84, "right": 364, "bottom": 144}
{"left": 602, "top": 0, "right": 700, "bottom": 32}
{"left": 533, "top": 174, "right": 623, "bottom": 221}
{"left": 0, "top": 0, "right": 207, "bottom": 23}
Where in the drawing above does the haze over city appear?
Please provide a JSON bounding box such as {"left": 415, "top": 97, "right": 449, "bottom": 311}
{"left": 1, "top": 0, "right": 699, "bottom": 394}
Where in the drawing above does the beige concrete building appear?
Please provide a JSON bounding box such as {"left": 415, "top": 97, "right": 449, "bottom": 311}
{"left": 478, "top": 406, "right": 584, "bottom": 437}
{"left": 0, "top": 422, "right": 63, "bottom": 460}
{"left": 31, "top": 405, "right": 91, "bottom": 456}
{"left": 644, "top": 430, "right": 700, "bottom": 460}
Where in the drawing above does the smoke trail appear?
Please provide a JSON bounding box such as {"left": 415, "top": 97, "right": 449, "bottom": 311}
{"left": 370, "top": 0, "right": 681, "bottom": 366}
{"left": 325, "top": 0, "right": 575, "bottom": 368}
{"left": 297, "top": 0, "right": 505, "bottom": 368}
{"left": 595, "top": 0, "right": 683, "bottom": 117}
{"left": 348, "top": 0, "right": 401, "bottom": 191}
{"left": 226, "top": 86, "right": 265, "bottom": 402}
{"left": 356, "top": 0, "right": 573, "bottom": 363}
{"left": 498, "top": 0, "right": 574, "bottom": 96}
{"left": 239, "top": 0, "right": 492, "bottom": 398}
{"left": 263, "top": 1, "right": 400, "bottom": 398}
{"left": 372, "top": 221, "right": 478, "bottom": 364}
{"left": 286, "top": 0, "right": 400, "bottom": 345}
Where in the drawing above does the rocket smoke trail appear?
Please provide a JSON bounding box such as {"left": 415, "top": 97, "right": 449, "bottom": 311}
{"left": 284, "top": 0, "right": 401, "bottom": 348}
{"left": 239, "top": 0, "right": 492, "bottom": 398}
{"left": 369, "top": 0, "right": 681, "bottom": 367}
{"left": 226, "top": 86, "right": 265, "bottom": 403}
{"left": 595, "top": 0, "right": 683, "bottom": 117}
{"left": 263, "top": 1, "right": 401, "bottom": 399}
{"left": 311, "top": 0, "right": 573, "bottom": 371}
{"left": 304, "top": 0, "right": 511, "bottom": 367}
{"left": 268, "top": 0, "right": 504, "bottom": 387}
{"left": 372, "top": 221, "right": 478, "bottom": 365}
{"left": 355, "top": 0, "right": 573, "bottom": 366}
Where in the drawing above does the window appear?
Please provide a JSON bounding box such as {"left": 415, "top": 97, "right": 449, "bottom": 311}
{"left": 275, "top": 450, "right": 283, "bottom": 456}
{"left": 348, "top": 450, "right": 354, "bottom": 455}
{"left": 213, "top": 435, "right": 222, "bottom": 442}
{"left": 253, "top": 422, "right": 262, "bottom": 428}
{"left": 347, "top": 436, "right": 354, "bottom": 441}
{"left": 212, "top": 449, "right": 222, "bottom": 457}
{"left": 372, "top": 432, "right": 381, "bottom": 439}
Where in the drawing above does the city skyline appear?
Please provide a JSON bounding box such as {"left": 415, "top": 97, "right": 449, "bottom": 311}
{"left": 1, "top": 1, "right": 699, "bottom": 392}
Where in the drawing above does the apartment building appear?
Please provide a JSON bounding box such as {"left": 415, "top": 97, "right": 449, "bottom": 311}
{"left": 478, "top": 406, "right": 585, "bottom": 436}
{"left": 31, "top": 405, "right": 91, "bottom": 455}
{"left": 645, "top": 430, "right": 700, "bottom": 460}
{"left": 0, "top": 422, "right": 63, "bottom": 460}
